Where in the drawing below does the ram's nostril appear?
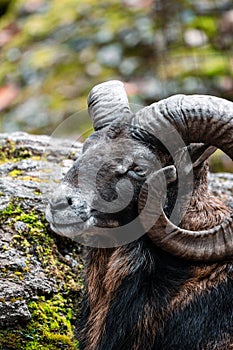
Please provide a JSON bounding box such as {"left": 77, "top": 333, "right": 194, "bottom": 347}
{"left": 67, "top": 197, "right": 73, "bottom": 206}
{"left": 49, "top": 197, "right": 69, "bottom": 211}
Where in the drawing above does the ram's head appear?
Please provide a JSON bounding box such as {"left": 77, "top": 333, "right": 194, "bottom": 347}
{"left": 46, "top": 81, "right": 233, "bottom": 261}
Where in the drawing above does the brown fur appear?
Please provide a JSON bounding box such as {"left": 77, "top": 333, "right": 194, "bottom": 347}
{"left": 85, "top": 246, "right": 134, "bottom": 349}
{"left": 85, "top": 244, "right": 165, "bottom": 350}
{"left": 166, "top": 263, "right": 232, "bottom": 315}
{"left": 82, "top": 165, "right": 232, "bottom": 349}
{"left": 180, "top": 171, "right": 231, "bottom": 231}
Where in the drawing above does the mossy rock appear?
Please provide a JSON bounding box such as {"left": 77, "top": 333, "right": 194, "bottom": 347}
{"left": 0, "top": 132, "right": 83, "bottom": 349}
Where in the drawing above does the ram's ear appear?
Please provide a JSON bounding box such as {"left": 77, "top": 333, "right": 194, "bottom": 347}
{"left": 188, "top": 144, "right": 217, "bottom": 168}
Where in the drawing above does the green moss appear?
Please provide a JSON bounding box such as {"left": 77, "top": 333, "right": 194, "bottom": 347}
{"left": 23, "top": 295, "right": 79, "bottom": 349}
{"left": 8, "top": 169, "right": 24, "bottom": 177}
{"left": 0, "top": 329, "right": 23, "bottom": 349}
{"left": 0, "top": 139, "right": 32, "bottom": 164}
{"left": 1, "top": 200, "right": 83, "bottom": 284}
{"left": 34, "top": 189, "right": 42, "bottom": 195}
{"left": 0, "top": 295, "right": 79, "bottom": 349}
{"left": 0, "top": 200, "right": 83, "bottom": 349}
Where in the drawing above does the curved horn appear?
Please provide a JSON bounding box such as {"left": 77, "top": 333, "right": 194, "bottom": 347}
{"left": 133, "top": 94, "right": 233, "bottom": 158}
{"left": 139, "top": 166, "right": 233, "bottom": 261}
{"left": 88, "top": 80, "right": 131, "bottom": 130}
{"left": 135, "top": 94, "right": 233, "bottom": 261}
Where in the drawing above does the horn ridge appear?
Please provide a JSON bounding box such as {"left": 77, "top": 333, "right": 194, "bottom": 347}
{"left": 88, "top": 80, "right": 132, "bottom": 130}
{"left": 133, "top": 94, "right": 233, "bottom": 159}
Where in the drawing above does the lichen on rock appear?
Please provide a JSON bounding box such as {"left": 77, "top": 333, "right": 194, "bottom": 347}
{"left": 0, "top": 132, "right": 83, "bottom": 349}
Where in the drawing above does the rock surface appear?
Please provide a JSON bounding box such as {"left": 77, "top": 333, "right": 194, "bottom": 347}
{"left": 0, "top": 132, "right": 83, "bottom": 349}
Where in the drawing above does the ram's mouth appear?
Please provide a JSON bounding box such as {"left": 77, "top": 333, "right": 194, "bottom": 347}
{"left": 50, "top": 222, "right": 85, "bottom": 233}
{"left": 47, "top": 210, "right": 119, "bottom": 240}
{"left": 50, "top": 221, "right": 124, "bottom": 249}
{"left": 49, "top": 217, "right": 96, "bottom": 239}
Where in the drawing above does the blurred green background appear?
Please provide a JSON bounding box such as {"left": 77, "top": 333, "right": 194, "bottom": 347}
{"left": 0, "top": 0, "right": 232, "bottom": 171}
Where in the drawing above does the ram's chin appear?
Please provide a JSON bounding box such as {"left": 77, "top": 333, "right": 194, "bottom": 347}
{"left": 50, "top": 217, "right": 124, "bottom": 247}
{"left": 50, "top": 217, "right": 96, "bottom": 240}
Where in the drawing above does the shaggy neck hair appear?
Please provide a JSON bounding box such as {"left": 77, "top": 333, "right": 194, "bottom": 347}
{"left": 79, "top": 163, "right": 232, "bottom": 350}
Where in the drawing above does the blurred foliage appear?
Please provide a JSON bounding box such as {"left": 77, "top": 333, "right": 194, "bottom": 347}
{"left": 0, "top": 0, "right": 232, "bottom": 170}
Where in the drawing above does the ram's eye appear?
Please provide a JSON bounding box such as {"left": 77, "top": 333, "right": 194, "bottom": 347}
{"left": 133, "top": 165, "right": 149, "bottom": 177}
